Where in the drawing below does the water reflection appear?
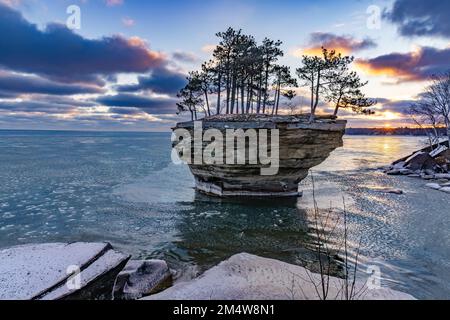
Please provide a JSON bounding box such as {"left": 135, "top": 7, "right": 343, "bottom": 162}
{"left": 149, "top": 192, "right": 345, "bottom": 281}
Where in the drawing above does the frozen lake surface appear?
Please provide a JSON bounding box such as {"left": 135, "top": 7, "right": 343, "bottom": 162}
{"left": 0, "top": 131, "right": 448, "bottom": 299}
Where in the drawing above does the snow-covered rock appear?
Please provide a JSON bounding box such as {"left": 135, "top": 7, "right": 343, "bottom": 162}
{"left": 434, "top": 173, "right": 450, "bottom": 180}
{"left": 145, "top": 253, "right": 415, "bottom": 300}
{"left": 430, "top": 145, "right": 448, "bottom": 158}
{"left": 371, "top": 187, "right": 404, "bottom": 194}
{"left": 426, "top": 183, "right": 442, "bottom": 190}
{"left": 0, "top": 242, "right": 129, "bottom": 300}
{"left": 440, "top": 187, "right": 450, "bottom": 194}
{"left": 114, "top": 260, "right": 172, "bottom": 300}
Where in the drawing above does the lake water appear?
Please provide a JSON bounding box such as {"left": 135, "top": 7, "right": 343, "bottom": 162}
{"left": 1, "top": 131, "right": 448, "bottom": 299}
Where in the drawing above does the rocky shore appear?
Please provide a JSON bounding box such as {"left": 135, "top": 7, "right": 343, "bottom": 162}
{"left": 384, "top": 141, "right": 450, "bottom": 194}
{"left": 0, "top": 242, "right": 414, "bottom": 300}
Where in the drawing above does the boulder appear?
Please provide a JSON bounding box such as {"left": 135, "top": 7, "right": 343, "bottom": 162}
{"left": 145, "top": 253, "right": 415, "bottom": 300}
{"left": 440, "top": 187, "right": 450, "bottom": 194}
{"left": 405, "top": 152, "right": 436, "bottom": 171}
{"left": 387, "top": 170, "right": 402, "bottom": 176}
{"left": 391, "top": 161, "right": 406, "bottom": 170}
{"left": 371, "top": 187, "right": 404, "bottom": 194}
{"left": 114, "top": 260, "right": 172, "bottom": 300}
{"left": 425, "top": 183, "right": 442, "bottom": 190}
{"left": 434, "top": 173, "right": 450, "bottom": 180}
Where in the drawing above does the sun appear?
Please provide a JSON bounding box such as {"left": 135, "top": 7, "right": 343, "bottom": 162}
{"left": 383, "top": 111, "right": 398, "bottom": 120}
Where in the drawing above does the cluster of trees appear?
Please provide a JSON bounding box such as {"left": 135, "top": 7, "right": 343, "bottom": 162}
{"left": 409, "top": 72, "right": 450, "bottom": 145}
{"left": 177, "top": 27, "right": 374, "bottom": 122}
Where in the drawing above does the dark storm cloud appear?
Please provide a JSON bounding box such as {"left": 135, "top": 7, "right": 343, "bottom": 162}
{"left": 0, "top": 94, "right": 97, "bottom": 114}
{"left": 0, "top": 100, "right": 78, "bottom": 114}
{"left": 380, "top": 99, "right": 415, "bottom": 115}
{"left": 96, "top": 93, "right": 176, "bottom": 114}
{"left": 0, "top": 3, "right": 166, "bottom": 84}
{"left": 108, "top": 107, "right": 143, "bottom": 115}
{"left": 357, "top": 46, "right": 450, "bottom": 82}
{"left": 385, "top": 0, "right": 450, "bottom": 38}
{"left": 306, "top": 32, "right": 377, "bottom": 53}
{"left": 116, "top": 67, "right": 187, "bottom": 95}
{"left": 0, "top": 72, "right": 105, "bottom": 95}
{"left": 172, "top": 51, "right": 199, "bottom": 63}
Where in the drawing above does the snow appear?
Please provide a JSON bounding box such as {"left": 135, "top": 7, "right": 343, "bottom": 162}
{"left": 40, "top": 249, "right": 129, "bottom": 300}
{"left": 146, "top": 253, "right": 415, "bottom": 300}
{"left": 0, "top": 243, "right": 112, "bottom": 300}
{"left": 430, "top": 145, "right": 448, "bottom": 158}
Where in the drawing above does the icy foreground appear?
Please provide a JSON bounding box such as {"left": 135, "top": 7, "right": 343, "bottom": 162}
{"left": 0, "top": 242, "right": 129, "bottom": 300}
{"left": 147, "top": 253, "right": 415, "bottom": 300}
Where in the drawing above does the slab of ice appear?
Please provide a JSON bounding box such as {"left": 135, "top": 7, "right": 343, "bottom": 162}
{"left": 146, "top": 253, "right": 415, "bottom": 300}
{"left": 0, "top": 242, "right": 123, "bottom": 300}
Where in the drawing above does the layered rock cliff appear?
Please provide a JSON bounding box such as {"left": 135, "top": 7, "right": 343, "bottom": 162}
{"left": 173, "top": 114, "right": 346, "bottom": 197}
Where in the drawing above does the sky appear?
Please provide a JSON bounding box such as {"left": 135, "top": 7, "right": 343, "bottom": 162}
{"left": 0, "top": 0, "right": 450, "bottom": 131}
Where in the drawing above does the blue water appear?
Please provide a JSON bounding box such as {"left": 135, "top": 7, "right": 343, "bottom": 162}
{"left": 1, "top": 130, "right": 449, "bottom": 298}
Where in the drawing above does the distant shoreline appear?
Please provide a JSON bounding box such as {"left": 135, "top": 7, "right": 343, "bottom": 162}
{"left": 0, "top": 127, "right": 447, "bottom": 137}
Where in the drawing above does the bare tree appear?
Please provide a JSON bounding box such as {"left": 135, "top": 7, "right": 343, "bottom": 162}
{"left": 409, "top": 101, "right": 443, "bottom": 149}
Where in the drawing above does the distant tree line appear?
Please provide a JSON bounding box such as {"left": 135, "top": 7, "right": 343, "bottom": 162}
{"left": 177, "top": 27, "right": 374, "bottom": 122}
{"left": 346, "top": 127, "right": 448, "bottom": 136}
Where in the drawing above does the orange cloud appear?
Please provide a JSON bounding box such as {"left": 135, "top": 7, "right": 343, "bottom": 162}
{"left": 293, "top": 32, "right": 376, "bottom": 57}
{"left": 354, "top": 46, "right": 450, "bottom": 82}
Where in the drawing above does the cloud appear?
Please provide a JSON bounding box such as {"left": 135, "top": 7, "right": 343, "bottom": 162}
{"left": 385, "top": 0, "right": 450, "bottom": 38}
{"left": 0, "top": 72, "right": 105, "bottom": 95}
{"left": 201, "top": 44, "right": 217, "bottom": 53}
{"left": 377, "top": 99, "right": 415, "bottom": 115}
{"left": 356, "top": 46, "right": 450, "bottom": 82}
{"left": 96, "top": 93, "right": 177, "bottom": 114}
{"left": 105, "top": 0, "right": 123, "bottom": 7}
{"left": 293, "top": 32, "right": 377, "bottom": 56}
{"left": 122, "top": 17, "right": 135, "bottom": 27}
{"left": 172, "top": 51, "right": 199, "bottom": 63}
{"left": 0, "top": 98, "right": 93, "bottom": 114}
{"left": 0, "top": 0, "right": 20, "bottom": 7}
{"left": 0, "top": 3, "right": 165, "bottom": 84}
{"left": 116, "top": 67, "right": 187, "bottom": 95}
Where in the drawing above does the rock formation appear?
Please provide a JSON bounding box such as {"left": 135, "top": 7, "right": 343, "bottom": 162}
{"left": 145, "top": 253, "right": 415, "bottom": 300}
{"left": 173, "top": 114, "right": 346, "bottom": 197}
{"left": 385, "top": 140, "right": 450, "bottom": 194}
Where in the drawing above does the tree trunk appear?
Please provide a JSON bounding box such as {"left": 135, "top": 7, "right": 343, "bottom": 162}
{"left": 310, "top": 70, "right": 321, "bottom": 122}
{"left": 204, "top": 90, "right": 211, "bottom": 117}
{"left": 275, "top": 85, "right": 281, "bottom": 115}
{"left": 226, "top": 70, "right": 230, "bottom": 114}
{"left": 241, "top": 82, "right": 245, "bottom": 114}
{"left": 446, "top": 118, "right": 450, "bottom": 145}
{"left": 246, "top": 80, "right": 252, "bottom": 113}
{"left": 256, "top": 72, "right": 263, "bottom": 113}
{"left": 333, "top": 95, "right": 342, "bottom": 117}
{"left": 216, "top": 69, "right": 222, "bottom": 115}
{"left": 262, "top": 66, "right": 269, "bottom": 114}
{"left": 230, "top": 73, "right": 236, "bottom": 114}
